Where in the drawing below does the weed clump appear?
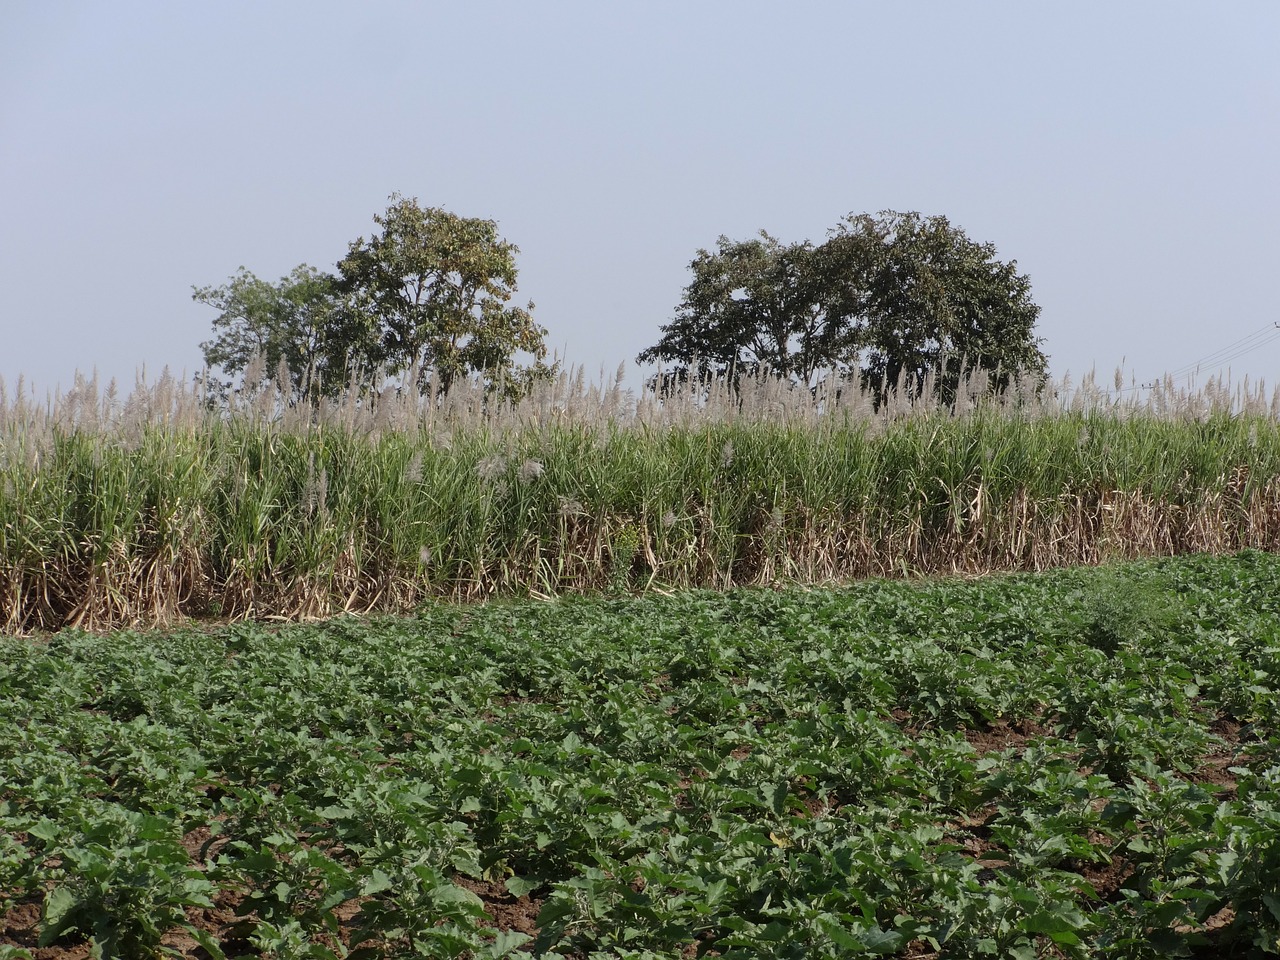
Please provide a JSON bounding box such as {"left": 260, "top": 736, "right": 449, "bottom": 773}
{"left": 1072, "top": 570, "right": 1179, "bottom": 653}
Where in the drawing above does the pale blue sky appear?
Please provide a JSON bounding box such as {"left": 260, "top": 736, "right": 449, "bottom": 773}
{"left": 3, "top": 2, "right": 1278, "bottom": 398}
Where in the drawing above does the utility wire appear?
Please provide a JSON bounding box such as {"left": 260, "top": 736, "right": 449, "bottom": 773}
{"left": 1164, "top": 321, "right": 1280, "bottom": 379}
{"left": 1138, "top": 321, "right": 1280, "bottom": 389}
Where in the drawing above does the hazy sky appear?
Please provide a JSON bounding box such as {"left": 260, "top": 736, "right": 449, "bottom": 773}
{"left": 3, "top": 2, "right": 1278, "bottom": 399}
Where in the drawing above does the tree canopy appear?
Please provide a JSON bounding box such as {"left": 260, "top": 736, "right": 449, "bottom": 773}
{"left": 337, "top": 195, "right": 552, "bottom": 396}
{"left": 638, "top": 211, "right": 1047, "bottom": 400}
{"left": 194, "top": 264, "right": 366, "bottom": 405}
{"left": 196, "top": 195, "right": 552, "bottom": 404}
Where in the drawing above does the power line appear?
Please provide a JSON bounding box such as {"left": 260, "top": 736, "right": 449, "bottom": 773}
{"left": 1139, "top": 321, "right": 1280, "bottom": 390}
{"left": 1165, "top": 321, "right": 1280, "bottom": 379}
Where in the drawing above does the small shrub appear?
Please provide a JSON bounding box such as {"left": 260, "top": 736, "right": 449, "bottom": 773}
{"left": 1074, "top": 570, "right": 1177, "bottom": 653}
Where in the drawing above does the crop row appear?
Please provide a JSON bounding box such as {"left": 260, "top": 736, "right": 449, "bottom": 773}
{"left": 2, "top": 551, "right": 1279, "bottom": 957}
{"left": 4, "top": 399, "right": 1280, "bottom": 630}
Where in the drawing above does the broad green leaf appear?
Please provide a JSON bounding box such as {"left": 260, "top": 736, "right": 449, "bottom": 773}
{"left": 505, "top": 875, "right": 540, "bottom": 897}
{"left": 39, "top": 887, "right": 80, "bottom": 945}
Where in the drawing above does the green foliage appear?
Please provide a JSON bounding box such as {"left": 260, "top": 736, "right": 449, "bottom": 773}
{"left": 195, "top": 194, "right": 553, "bottom": 406}
{"left": 2, "top": 553, "right": 1279, "bottom": 956}
{"left": 608, "top": 522, "right": 642, "bottom": 592}
{"left": 830, "top": 211, "right": 1047, "bottom": 400}
{"left": 6, "top": 406, "right": 1280, "bottom": 630}
{"left": 1071, "top": 568, "right": 1180, "bottom": 654}
{"left": 636, "top": 231, "right": 853, "bottom": 387}
{"left": 194, "top": 264, "right": 369, "bottom": 406}
{"left": 33, "top": 810, "right": 214, "bottom": 958}
{"left": 639, "top": 211, "right": 1047, "bottom": 401}
{"left": 337, "top": 193, "right": 554, "bottom": 396}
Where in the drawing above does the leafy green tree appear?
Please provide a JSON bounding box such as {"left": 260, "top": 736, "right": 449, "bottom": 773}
{"left": 194, "top": 264, "right": 370, "bottom": 405}
{"left": 639, "top": 211, "right": 1047, "bottom": 400}
{"left": 825, "top": 211, "right": 1047, "bottom": 398}
{"left": 337, "top": 194, "right": 553, "bottom": 395}
{"left": 196, "top": 195, "right": 554, "bottom": 405}
{"left": 636, "top": 232, "right": 858, "bottom": 386}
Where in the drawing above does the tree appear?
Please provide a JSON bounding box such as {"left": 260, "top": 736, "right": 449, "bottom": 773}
{"left": 196, "top": 195, "right": 554, "bottom": 405}
{"left": 639, "top": 211, "right": 1047, "bottom": 400}
{"left": 824, "top": 211, "right": 1046, "bottom": 399}
{"left": 195, "top": 264, "right": 371, "bottom": 405}
{"left": 636, "top": 232, "right": 858, "bottom": 386}
{"left": 337, "top": 194, "right": 552, "bottom": 396}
